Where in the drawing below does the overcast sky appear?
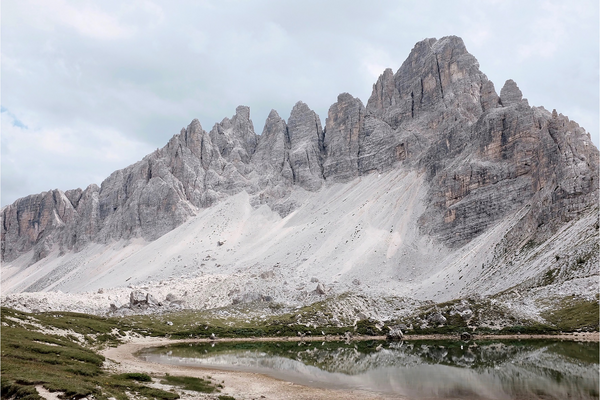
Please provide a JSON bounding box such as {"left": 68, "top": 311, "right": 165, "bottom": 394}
{"left": 2, "top": 0, "right": 598, "bottom": 207}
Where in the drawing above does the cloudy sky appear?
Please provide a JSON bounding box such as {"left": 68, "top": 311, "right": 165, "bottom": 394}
{"left": 2, "top": 0, "right": 598, "bottom": 206}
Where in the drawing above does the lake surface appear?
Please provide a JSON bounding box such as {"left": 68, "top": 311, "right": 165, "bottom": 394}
{"left": 138, "top": 339, "right": 599, "bottom": 399}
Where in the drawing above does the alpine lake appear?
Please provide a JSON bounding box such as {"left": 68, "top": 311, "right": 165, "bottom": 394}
{"left": 138, "top": 338, "right": 599, "bottom": 399}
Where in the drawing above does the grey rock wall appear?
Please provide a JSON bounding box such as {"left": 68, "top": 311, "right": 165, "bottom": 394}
{"left": 285, "top": 101, "right": 325, "bottom": 191}
{"left": 323, "top": 93, "right": 364, "bottom": 182}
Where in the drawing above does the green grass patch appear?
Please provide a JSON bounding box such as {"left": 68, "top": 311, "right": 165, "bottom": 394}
{"left": 1, "top": 307, "right": 129, "bottom": 347}
{"left": 497, "top": 324, "right": 558, "bottom": 335}
{"left": 161, "top": 374, "right": 220, "bottom": 393}
{"left": 541, "top": 268, "right": 559, "bottom": 286}
{"left": 117, "top": 372, "right": 152, "bottom": 382}
{"left": 541, "top": 298, "right": 599, "bottom": 331}
{"left": 1, "top": 379, "right": 41, "bottom": 400}
{"left": 0, "top": 307, "right": 181, "bottom": 400}
{"left": 127, "top": 311, "right": 363, "bottom": 339}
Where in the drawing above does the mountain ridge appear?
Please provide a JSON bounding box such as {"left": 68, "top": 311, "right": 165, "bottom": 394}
{"left": 1, "top": 36, "right": 598, "bottom": 311}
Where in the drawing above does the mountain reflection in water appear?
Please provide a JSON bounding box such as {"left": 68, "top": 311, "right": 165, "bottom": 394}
{"left": 138, "top": 339, "right": 599, "bottom": 399}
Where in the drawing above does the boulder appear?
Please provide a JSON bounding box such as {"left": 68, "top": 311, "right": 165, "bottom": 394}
{"left": 232, "top": 292, "right": 269, "bottom": 304}
{"left": 165, "top": 293, "right": 180, "bottom": 302}
{"left": 341, "top": 331, "right": 353, "bottom": 342}
{"left": 429, "top": 312, "right": 447, "bottom": 325}
{"left": 147, "top": 293, "right": 161, "bottom": 306}
{"left": 356, "top": 312, "right": 368, "bottom": 320}
{"left": 129, "top": 290, "right": 148, "bottom": 307}
{"left": 315, "top": 283, "right": 326, "bottom": 295}
{"left": 260, "top": 271, "right": 275, "bottom": 279}
{"left": 386, "top": 326, "right": 404, "bottom": 341}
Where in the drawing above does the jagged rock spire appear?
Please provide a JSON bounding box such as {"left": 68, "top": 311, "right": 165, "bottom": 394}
{"left": 286, "top": 101, "right": 325, "bottom": 191}
{"left": 500, "top": 79, "right": 524, "bottom": 106}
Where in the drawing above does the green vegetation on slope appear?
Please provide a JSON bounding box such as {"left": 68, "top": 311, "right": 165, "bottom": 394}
{"left": 0, "top": 308, "right": 225, "bottom": 400}
{"left": 161, "top": 374, "right": 222, "bottom": 393}
{"left": 541, "top": 296, "right": 599, "bottom": 332}
{"left": 124, "top": 306, "right": 379, "bottom": 339}
{"left": 399, "top": 296, "right": 567, "bottom": 335}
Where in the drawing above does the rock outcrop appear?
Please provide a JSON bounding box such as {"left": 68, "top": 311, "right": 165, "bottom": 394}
{"left": 386, "top": 326, "right": 404, "bottom": 341}
{"left": 286, "top": 101, "right": 326, "bottom": 191}
{"left": 323, "top": 93, "right": 364, "bottom": 182}
{"left": 2, "top": 35, "right": 598, "bottom": 271}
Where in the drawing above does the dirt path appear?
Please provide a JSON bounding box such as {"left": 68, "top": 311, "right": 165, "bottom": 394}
{"left": 101, "top": 333, "right": 598, "bottom": 400}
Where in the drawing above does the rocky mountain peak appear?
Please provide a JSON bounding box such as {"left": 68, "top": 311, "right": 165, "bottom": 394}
{"left": 267, "top": 108, "right": 281, "bottom": 120}
{"left": 364, "top": 35, "right": 498, "bottom": 142}
{"left": 285, "top": 101, "right": 325, "bottom": 191}
{"left": 179, "top": 118, "right": 205, "bottom": 159}
{"left": 232, "top": 105, "right": 258, "bottom": 159}
{"left": 323, "top": 93, "right": 364, "bottom": 182}
{"left": 252, "top": 109, "right": 287, "bottom": 174}
{"left": 235, "top": 105, "right": 251, "bottom": 120}
{"left": 500, "top": 79, "right": 524, "bottom": 106}
{"left": 207, "top": 106, "right": 257, "bottom": 164}
{"left": 187, "top": 117, "right": 203, "bottom": 132}
{"left": 430, "top": 35, "right": 468, "bottom": 54}
{"left": 366, "top": 68, "right": 399, "bottom": 116}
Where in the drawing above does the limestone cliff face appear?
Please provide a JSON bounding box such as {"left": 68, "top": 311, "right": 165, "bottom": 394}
{"left": 323, "top": 93, "right": 364, "bottom": 182}
{"left": 2, "top": 35, "right": 598, "bottom": 263}
{"left": 416, "top": 73, "right": 598, "bottom": 247}
{"left": 285, "top": 102, "right": 326, "bottom": 191}
{"left": 358, "top": 36, "right": 598, "bottom": 247}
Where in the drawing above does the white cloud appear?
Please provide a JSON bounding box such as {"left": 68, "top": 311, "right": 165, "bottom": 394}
{"left": 458, "top": 9, "right": 492, "bottom": 48}
{"left": 16, "top": 0, "right": 134, "bottom": 40}
{"left": 1, "top": 109, "right": 154, "bottom": 205}
{"left": 361, "top": 46, "right": 395, "bottom": 80}
{"left": 516, "top": 0, "right": 585, "bottom": 60}
{"left": 185, "top": 27, "right": 209, "bottom": 55}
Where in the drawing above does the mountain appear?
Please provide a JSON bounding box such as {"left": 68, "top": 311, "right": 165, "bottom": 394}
{"left": 1, "top": 36, "right": 598, "bottom": 319}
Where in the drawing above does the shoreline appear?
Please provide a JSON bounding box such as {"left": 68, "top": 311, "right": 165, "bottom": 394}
{"left": 102, "top": 336, "right": 398, "bottom": 400}
{"left": 121, "top": 331, "right": 600, "bottom": 344}
{"left": 102, "top": 332, "right": 598, "bottom": 400}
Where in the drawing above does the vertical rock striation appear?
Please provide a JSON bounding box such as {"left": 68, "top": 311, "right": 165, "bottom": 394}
{"left": 323, "top": 93, "right": 364, "bottom": 182}
{"left": 285, "top": 102, "right": 325, "bottom": 191}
